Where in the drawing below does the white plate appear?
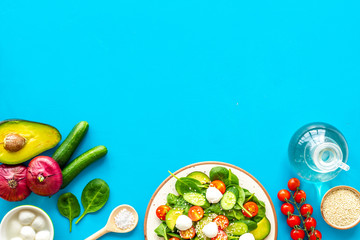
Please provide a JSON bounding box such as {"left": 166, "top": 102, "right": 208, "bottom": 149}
{"left": 144, "top": 161, "right": 278, "bottom": 240}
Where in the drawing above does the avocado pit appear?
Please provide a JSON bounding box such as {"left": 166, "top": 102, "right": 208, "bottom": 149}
{"left": 4, "top": 133, "right": 26, "bottom": 152}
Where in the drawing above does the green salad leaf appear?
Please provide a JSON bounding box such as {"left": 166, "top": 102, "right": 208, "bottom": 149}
{"left": 155, "top": 222, "right": 169, "bottom": 240}
{"left": 57, "top": 192, "right": 81, "bottom": 232}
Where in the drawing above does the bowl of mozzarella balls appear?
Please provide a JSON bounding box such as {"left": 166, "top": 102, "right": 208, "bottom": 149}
{"left": 0, "top": 205, "right": 54, "bottom": 240}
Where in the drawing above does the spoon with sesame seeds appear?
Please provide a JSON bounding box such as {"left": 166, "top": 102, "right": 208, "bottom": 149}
{"left": 85, "top": 204, "right": 139, "bottom": 240}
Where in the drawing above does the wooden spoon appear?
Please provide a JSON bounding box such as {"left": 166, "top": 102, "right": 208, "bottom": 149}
{"left": 85, "top": 205, "right": 139, "bottom": 240}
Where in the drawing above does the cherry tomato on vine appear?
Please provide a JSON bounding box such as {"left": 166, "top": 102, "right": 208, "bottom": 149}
{"left": 300, "top": 204, "right": 313, "bottom": 217}
{"left": 188, "top": 206, "right": 204, "bottom": 221}
{"left": 288, "top": 178, "right": 300, "bottom": 191}
{"left": 211, "top": 230, "right": 228, "bottom": 240}
{"left": 169, "top": 238, "right": 180, "bottom": 240}
{"left": 179, "top": 226, "right": 196, "bottom": 239}
{"left": 278, "top": 189, "right": 291, "bottom": 202}
{"left": 213, "top": 215, "right": 229, "bottom": 230}
{"left": 294, "top": 190, "right": 306, "bottom": 203}
{"left": 281, "top": 203, "right": 295, "bottom": 215}
{"left": 242, "top": 202, "right": 259, "bottom": 218}
{"left": 210, "top": 180, "right": 226, "bottom": 194}
{"left": 290, "top": 229, "right": 305, "bottom": 240}
{"left": 304, "top": 217, "right": 317, "bottom": 230}
{"left": 309, "top": 230, "right": 322, "bottom": 240}
{"left": 156, "top": 205, "right": 171, "bottom": 220}
{"left": 287, "top": 215, "right": 301, "bottom": 228}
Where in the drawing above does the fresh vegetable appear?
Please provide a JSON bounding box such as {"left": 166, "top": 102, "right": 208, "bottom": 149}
{"left": 300, "top": 204, "right": 313, "bottom": 217}
{"left": 165, "top": 209, "right": 184, "bottom": 231}
{"left": 57, "top": 192, "right": 81, "bottom": 232}
{"left": 304, "top": 217, "right": 317, "bottom": 230}
{"left": 225, "top": 221, "right": 247, "bottom": 235}
{"left": 212, "top": 229, "right": 227, "bottom": 240}
{"left": 187, "top": 171, "right": 211, "bottom": 184}
{"left": 26, "top": 156, "right": 62, "bottom": 196}
{"left": 287, "top": 215, "right": 301, "bottom": 228}
{"left": 278, "top": 189, "right": 291, "bottom": 202}
{"left": 52, "top": 121, "right": 89, "bottom": 168}
{"left": 294, "top": 190, "right": 306, "bottom": 203}
{"left": 0, "top": 120, "right": 61, "bottom": 164}
{"left": 281, "top": 203, "right": 294, "bottom": 215}
{"left": 209, "top": 167, "right": 239, "bottom": 186}
{"left": 156, "top": 205, "right": 171, "bottom": 221}
{"left": 249, "top": 217, "right": 271, "bottom": 240}
{"left": 179, "top": 226, "right": 196, "bottom": 239}
{"left": 242, "top": 202, "right": 258, "bottom": 218}
{"left": 183, "top": 192, "right": 209, "bottom": 208}
{"left": 188, "top": 206, "right": 204, "bottom": 221}
{"left": 213, "top": 215, "right": 229, "bottom": 230}
{"left": 220, "top": 186, "right": 239, "bottom": 210}
{"left": 75, "top": 178, "right": 110, "bottom": 224}
{"left": 0, "top": 164, "right": 31, "bottom": 201}
{"left": 210, "top": 180, "right": 226, "bottom": 194}
{"left": 309, "top": 229, "right": 322, "bottom": 240}
{"left": 288, "top": 178, "right": 300, "bottom": 191}
{"left": 172, "top": 175, "right": 202, "bottom": 195}
{"left": 61, "top": 145, "right": 107, "bottom": 189}
{"left": 290, "top": 229, "right": 305, "bottom": 240}
{"left": 169, "top": 238, "right": 180, "bottom": 240}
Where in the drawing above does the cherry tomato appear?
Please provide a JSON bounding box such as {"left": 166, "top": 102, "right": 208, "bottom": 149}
{"left": 288, "top": 178, "right": 300, "bottom": 191}
{"left": 304, "top": 217, "right": 317, "bottom": 230}
{"left": 281, "top": 203, "right": 295, "bottom": 215}
{"left": 290, "top": 229, "right": 305, "bottom": 240}
{"left": 211, "top": 230, "right": 228, "bottom": 240}
{"left": 188, "top": 206, "right": 204, "bottom": 221}
{"left": 294, "top": 190, "right": 306, "bottom": 203}
{"left": 179, "top": 226, "right": 196, "bottom": 239}
{"left": 278, "top": 189, "right": 291, "bottom": 202}
{"left": 213, "top": 215, "right": 229, "bottom": 230}
{"left": 309, "top": 230, "right": 322, "bottom": 240}
{"left": 169, "top": 238, "right": 180, "bottom": 240}
{"left": 287, "top": 215, "right": 301, "bottom": 228}
{"left": 210, "top": 180, "right": 226, "bottom": 194}
{"left": 156, "top": 205, "right": 171, "bottom": 220}
{"left": 300, "top": 204, "right": 313, "bottom": 217}
{"left": 242, "top": 202, "right": 259, "bottom": 218}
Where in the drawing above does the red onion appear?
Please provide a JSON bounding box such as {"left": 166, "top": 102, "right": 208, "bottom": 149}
{"left": 0, "top": 164, "right": 31, "bottom": 201}
{"left": 26, "top": 156, "right": 63, "bottom": 196}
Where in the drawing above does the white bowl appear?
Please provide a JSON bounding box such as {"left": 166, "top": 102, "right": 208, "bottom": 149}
{"left": 0, "top": 205, "right": 54, "bottom": 240}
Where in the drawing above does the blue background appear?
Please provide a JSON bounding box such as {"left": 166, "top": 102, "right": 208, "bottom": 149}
{"left": 1, "top": 0, "right": 360, "bottom": 239}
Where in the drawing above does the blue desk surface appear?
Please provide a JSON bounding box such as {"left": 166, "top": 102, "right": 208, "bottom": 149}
{"left": 1, "top": 0, "right": 360, "bottom": 239}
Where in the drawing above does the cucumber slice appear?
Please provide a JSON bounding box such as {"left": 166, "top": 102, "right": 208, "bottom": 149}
{"left": 183, "top": 192, "right": 210, "bottom": 208}
{"left": 165, "top": 208, "right": 184, "bottom": 231}
{"left": 221, "top": 186, "right": 239, "bottom": 210}
{"left": 226, "top": 222, "right": 249, "bottom": 236}
{"left": 187, "top": 171, "right": 210, "bottom": 184}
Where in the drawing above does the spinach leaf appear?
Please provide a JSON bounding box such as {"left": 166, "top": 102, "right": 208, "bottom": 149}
{"left": 175, "top": 177, "right": 202, "bottom": 195}
{"left": 155, "top": 222, "right": 169, "bottom": 240}
{"left": 252, "top": 203, "right": 266, "bottom": 222}
{"left": 209, "top": 166, "right": 229, "bottom": 182}
{"left": 225, "top": 209, "right": 245, "bottom": 221}
{"left": 167, "top": 193, "right": 179, "bottom": 207}
{"left": 239, "top": 219, "right": 258, "bottom": 232}
{"left": 57, "top": 192, "right": 80, "bottom": 232}
{"left": 205, "top": 203, "right": 224, "bottom": 215}
{"left": 76, "top": 178, "right": 110, "bottom": 224}
{"left": 168, "top": 233, "right": 183, "bottom": 239}
{"left": 225, "top": 169, "right": 239, "bottom": 186}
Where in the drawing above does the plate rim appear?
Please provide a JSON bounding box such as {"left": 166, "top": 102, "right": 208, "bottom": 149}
{"left": 144, "top": 161, "right": 278, "bottom": 240}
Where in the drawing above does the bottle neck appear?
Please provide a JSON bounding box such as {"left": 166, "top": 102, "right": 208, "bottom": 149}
{"left": 311, "top": 142, "right": 347, "bottom": 172}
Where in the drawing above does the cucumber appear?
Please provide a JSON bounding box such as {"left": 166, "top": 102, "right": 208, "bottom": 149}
{"left": 165, "top": 208, "right": 183, "bottom": 231}
{"left": 226, "top": 222, "right": 248, "bottom": 236}
{"left": 183, "top": 192, "right": 210, "bottom": 208}
{"left": 53, "top": 121, "right": 89, "bottom": 168}
{"left": 221, "top": 186, "right": 239, "bottom": 210}
{"left": 61, "top": 145, "right": 107, "bottom": 189}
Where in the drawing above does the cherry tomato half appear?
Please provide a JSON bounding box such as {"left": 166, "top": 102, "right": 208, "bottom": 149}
{"left": 287, "top": 215, "right": 301, "bottom": 228}
{"left": 179, "top": 226, "right": 196, "bottom": 239}
{"left": 211, "top": 230, "right": 228, "bottom": 240}
{"left": 278, "top": 189, "right": 291, "bottom": 202}
{"left": 210, "top": 180, "right": 226, "bottom": 194}
{"left": 169, "top": 238, "right": 180, "bottom": 240}
{"left": 156, "top": 205, "right": 171, "bottom": 220}
{"left": 242, "top": 202, "right": 258, "bottom": 218}
{"left": 309, "top": 230, "right": 322, "bottom": 240}
{"left": 294, "top": 190, "right": 306, "bottom": 203}
{"left": 300, "top": 204, "right": 313, "bottom": 217}
{"left": 304, "top": 217, "right": 317, "bottom": 230}
{"left": 213, "top": 215, "right": 229, "bottom": 230}
{"left": 188, "top": 206, "right": 204, "bottom": 221}
{"left": 290, "top": 229, "right": 305, "bottom": 240}
{"left": 288, "top": 178, "right": 300, "bottom": 191}
{"left": 281, "top": 203, "right": 295, "bottom": 215}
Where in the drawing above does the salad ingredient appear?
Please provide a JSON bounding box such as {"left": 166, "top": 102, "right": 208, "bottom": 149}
{"left": 304, "top": 217, "right": 317, "bottom": 230}
{"left": 154, "top": 222, "right": 170, "bottom": 239}
{"left": 220, "top": 186, "right": 239, "bottom": 210}
{"left": 206, "top": 187, "right": 223, "bottom": 203}
{"left": 156, "top": 205, "right": 171, "bottom": 221}
{"left": 239, "top": 233, "right": 255, "bottom": 240}
{"left": 281, "top": 203, "right": 294, "bottom": 215}
{"left": 52, "top": 121, "right": 89, "bottom": 168}
{"left": 238, "top": 219, "right": 257, "bottom": 232}
{"left": 114, "top": 209, "right": 135, "bottom": 230}
{"left": 173, "top": 176, "right": 202, "bottom": 195}
{"left": 188, "top": 206, "right": 204, "bottom": 221}
{"left": 202, "top": 222, "right": 218, "bottom": 238}
{"left": 35, "top": 230, "right": 50, "bottom": 240}
{"left": 300, "top": 204, "right": 313, "bottom": 217}
{"left": 179, "top": 226, "right": 196, "bottom": 239}
{"left": 213, "top": 215, "right": 229, "bottom": 230}
{"left": 195, "top": 215, "right": 217, "bottom": 239}
{"left": 212, "top": 229, "right": 227, "bottom": 240}
{"left": 187, "top": 171, "right": 211, "bottom": 184}
{"left": 277, "top": 189, "right": 291, "bottom": 202}
{"left": 26, "top": 156, "right": 63, "bottom": 196}
{"left": 19, "top": 210, "right": 36, "bottom": 225}
{"left": 9, "top": 220, "right": 23, "bottom": 236}
{"left": 166, "top": 209, "right": 184, "bottom": 231}
{"left": 20, "top": 226, "right": 36, "bottom": 240}
{"left": 294, "top": 190, "right": 306, "bottom": 203}
{"left": 226, "top": 222, "right": 248, "bottom": 235}
{"left": 288, "top": 178, "right": 300, "bottom": 191}
{"left": 209, "top": 166, "right": 239, "bottom": 186}
{"left": 175, "top": 215, "right": 193, "bottom": 230}
{"left": 249, "top": 217, "right": 271, "bottom": 240}
{"left": 76, "top": 178, "right": 110, "bottom": 224}
{"left": 169, "top": 238, "right": 180, "bottom": 240}
{"left": 0, "top": 120, "right": 61, "bottom": 164}
{"left": 31, "top": 216, "right": 46, "bottom": 231}
{"left": 210, "top": 180, "right": 226, "bottom": 194}
{"left": 61, "top": 145, "right": 108, "bottom": 189}
{"left": 287, "top": 215, "right": 301, "bottom": 228}
{"left": 184, "top": 192, "right": 210, "bottom": 208}
{"left": 57, "top": 192, "right": 81, "bottom": 232}
{"left": 0, "top": 164, "right": 31, "bottom": 201}
{"left": 290, "top": 229, "right": 305, "bottom": 240}
{"left": 242, "top": 202, "right": 258, "bottom": 218}
{"left": 309, "top": 229, "right": 322, "bottom": 240}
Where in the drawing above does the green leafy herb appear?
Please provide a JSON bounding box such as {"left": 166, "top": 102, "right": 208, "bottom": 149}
{"left": 57, "top": 192, "right": 81, "bottom": 232}
{"left": 205, "top": 203, "right": 224, "bottom": 215}
{"left": 209, "top": 166, "right": 229, "bottom": 182}
{"left": 154, "top": 222, "right": 169, "bottom": 240}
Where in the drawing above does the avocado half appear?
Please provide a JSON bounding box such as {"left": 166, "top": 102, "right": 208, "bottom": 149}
{"left": 0, "top": 120, "right": 61, "bottom": 164}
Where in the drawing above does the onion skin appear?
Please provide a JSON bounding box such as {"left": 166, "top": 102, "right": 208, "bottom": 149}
{"left": 26, "top": 156, "right": 63, "bottom": 196}
{"left": 0, "top": 164, "right": 31, "bottom": 201}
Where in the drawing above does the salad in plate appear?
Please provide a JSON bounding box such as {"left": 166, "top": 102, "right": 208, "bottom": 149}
{"left": 154, "top": 166, "right": 271, "bottom": 240}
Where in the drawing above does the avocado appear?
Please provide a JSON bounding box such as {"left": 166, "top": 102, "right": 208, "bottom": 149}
{"left": 0, "top": 120, "right": 61, "bottom": 164}
{"left": 187, "top": 171, "right": 211, "bottom": 184}
{"left": 165, "top": 208, "right": 183, "bottom": 231}
{"left": 250, "top": 217, "right": 271, "bottom": 240}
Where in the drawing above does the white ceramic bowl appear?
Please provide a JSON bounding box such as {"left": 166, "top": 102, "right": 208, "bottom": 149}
{"left": 0, "top": 205, "right": 54, "bottom": 240}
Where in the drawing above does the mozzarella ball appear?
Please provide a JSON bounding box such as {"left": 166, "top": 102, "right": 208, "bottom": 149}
{"left": 11, "top": 237, "right": 23, "bottom": 240}
{"left": 175, "top": 215, "right": 193, "bottom": 231}
{"left": 20, "top": 226, "right": 36, "bottom": 240}
{"left": 202, "top": 222, "right": 218, "bottom": 238}
{"left": 35, "top": 230, "right": 51, "bottom": 240}
{"left": 206, "top": 187, "right": 223, "bottom": 203}
{"left": 239, "top": 233, "right": 255, "bottom": 240}
{"left": 8, "top": 219, "right": 22, "bottom": 237}
{"left": 31, "top": 216, "right": 46, "bottom": 231}
{"left": 19, "top": 211, "right": 36, "bottom": 225}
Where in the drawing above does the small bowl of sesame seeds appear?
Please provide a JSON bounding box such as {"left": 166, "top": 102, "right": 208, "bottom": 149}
{"left": 321, "top": 186, "right": 360, "bottom": 230}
